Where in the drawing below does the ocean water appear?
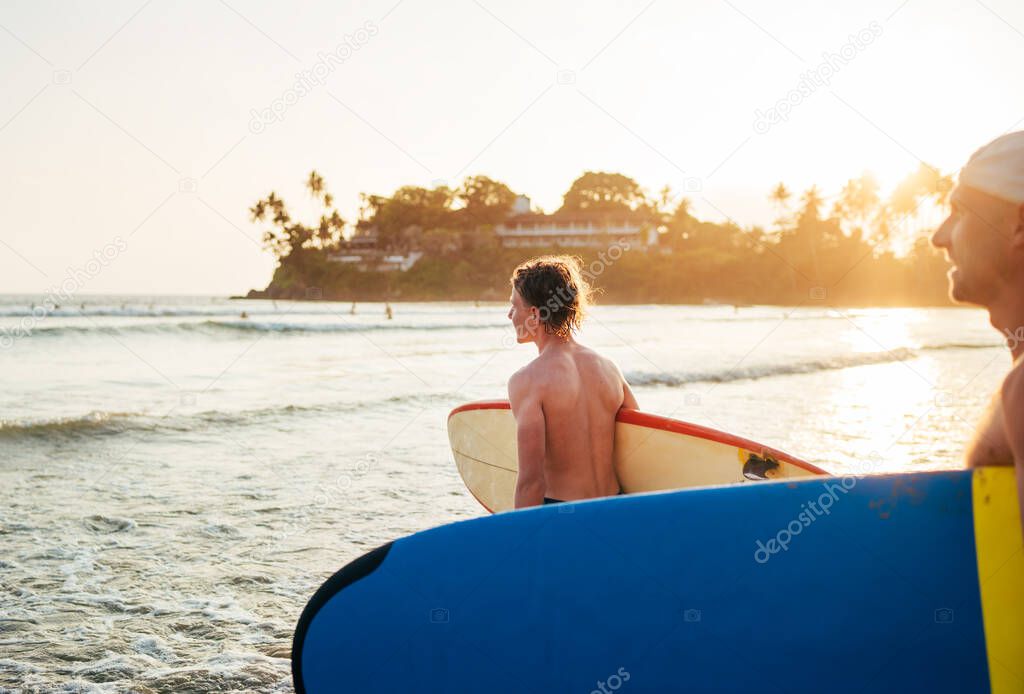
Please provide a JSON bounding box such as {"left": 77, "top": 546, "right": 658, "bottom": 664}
{"left": 0, "top": 295, "right": 1012, "bottom": 692}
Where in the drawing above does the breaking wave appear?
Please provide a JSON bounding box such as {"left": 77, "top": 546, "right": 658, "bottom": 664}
{"left": 0, "top": 392, "right": 455, "bottom": 441}
{"left": 1, "top": 319, "right": 509, "bottom": 339}
{"left": 625, "top": 341, "right": 998, "bottom": 387}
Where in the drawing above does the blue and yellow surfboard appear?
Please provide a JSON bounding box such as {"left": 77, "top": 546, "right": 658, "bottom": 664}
{"left": 293, "top": 468, "right": 1022, "bottom": 693}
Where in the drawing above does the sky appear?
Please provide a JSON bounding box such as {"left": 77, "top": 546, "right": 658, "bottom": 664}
{"left": 1, "top": 0, "right": 1023, "bottom": 295}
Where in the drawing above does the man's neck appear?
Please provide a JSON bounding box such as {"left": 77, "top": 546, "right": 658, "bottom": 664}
{"left": 534, "top": 332, "right": 572, "bottom": 354}
{"left": 988, "top": 286, "right": 1024, "bottom": 362}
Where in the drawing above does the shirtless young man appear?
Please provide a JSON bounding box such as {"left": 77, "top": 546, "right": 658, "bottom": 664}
{"left": 930, "top": 131, "right": 1024, "bottom": 531}
{"left": 506, "top": 256, "right": 638, "bottom": 509}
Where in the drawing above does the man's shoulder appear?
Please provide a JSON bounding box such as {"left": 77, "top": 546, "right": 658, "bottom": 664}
{"left": 508, "top": 361, "right": 543, "bottom": 398}
{"left": 1001, "top": 359, "right": 1024, "bottom": 461}
{"left": 574, "top": 344, "right": 624, "bottom": 378}
{"left": 1002, "top": 359, "right": 1024, "bottom": 409}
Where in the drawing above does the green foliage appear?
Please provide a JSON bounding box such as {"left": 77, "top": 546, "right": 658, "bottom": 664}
{"left": 559, "top": 171, "right": 652, "bottom": 216}
{"left": 358, "top": 185, "right": 453, "bottom": 250}
{"left": 249, "top": 168, "right": 957, "bottom": 307}
{"left": 251, "top": 170, "right": 345, "bottom": 263}
{"left": 455, "top": 175, "right": 517, "bottom": 227}
{"left": 352, "top": 175, "right": 518, "bottom": 252}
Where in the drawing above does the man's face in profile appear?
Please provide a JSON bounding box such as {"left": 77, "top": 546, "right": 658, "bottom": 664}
{"left": 508, "top": 290, "right": 539, "bottom": 344}
{"left": 931, "top": 185, "right": 1017, "bottom": 307}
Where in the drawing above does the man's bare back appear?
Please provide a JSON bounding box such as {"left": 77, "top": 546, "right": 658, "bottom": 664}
{"left": 508, "top": 341, "right": 637, "bottom": 506}
{"left": 505, "top": 256, "right": 638, "bottom": 508}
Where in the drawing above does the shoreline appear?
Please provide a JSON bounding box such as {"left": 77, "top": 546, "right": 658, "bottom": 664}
{"left": 231, "top": 290, "right": 960, "bottom": 310}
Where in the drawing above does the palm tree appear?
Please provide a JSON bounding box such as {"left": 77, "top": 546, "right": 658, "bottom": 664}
{"left": 307, "top": 170, "right": 324, "bottom": 197}
{"left": 657, "top": 185, "right": 673, "bottom": 216}
{"left": 769, "top": 182, "right": 791, "bottom": 231}
{"left": 834, "top": 173, "right": 880, "bottom": 238}
{"left": 881, "top": 163, "right": 953, "bottom": 253}
{"left": 770, "top": 182, "right": 791, "bottom": 206}
{"left": 800, "top": 185, "right": 823, "bottom": 221}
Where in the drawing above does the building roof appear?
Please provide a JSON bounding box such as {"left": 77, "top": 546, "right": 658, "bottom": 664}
{"left": 503, "top": 206, "right": 654, "bottom": 225}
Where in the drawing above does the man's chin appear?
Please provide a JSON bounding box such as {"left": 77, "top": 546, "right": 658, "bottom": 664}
{"left": 948, "top": 284, "right": 972, "bottom": 305}
{"left": 947, "top": 270, "right": 982, "bottom": 306}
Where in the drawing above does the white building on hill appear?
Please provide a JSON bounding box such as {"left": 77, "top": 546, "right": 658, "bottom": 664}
{"left": 495, "top": 195, "right": 657, "bottom": 249}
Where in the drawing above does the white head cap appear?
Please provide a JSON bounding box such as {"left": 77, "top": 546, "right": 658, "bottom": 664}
{"left": 959, "top": 131, "right": 1024, "bottom": 205}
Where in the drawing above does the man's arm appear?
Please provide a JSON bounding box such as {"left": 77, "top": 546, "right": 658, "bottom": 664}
{"left": 508, "top": 371, "right": 545, "bottom": 509}
{"left": 622, "top": 380, "right": 639, "bottom": 410}
{"left": 615, "top": 363, "right": 638, "bottom": 410}
{"left": 1000, "top": 363, "right": 1024, "bottom": 533}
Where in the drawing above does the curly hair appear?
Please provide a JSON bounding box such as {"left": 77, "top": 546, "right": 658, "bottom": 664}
{"left": 510, "top": 255, "right": 593, "bottom": 339}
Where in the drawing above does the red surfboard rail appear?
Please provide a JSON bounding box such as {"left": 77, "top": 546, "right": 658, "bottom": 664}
{"left": 448, "top": 399, "right": 828, "bottom": 476}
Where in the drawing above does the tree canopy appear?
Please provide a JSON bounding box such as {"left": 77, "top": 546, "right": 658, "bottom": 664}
{"left": 558, "top": 171, "right": 652, "bottom": 216}
{"left": 455, "top": 175, "right": 516, "bottom": 226}
{"left": 251, "top": 170, "right": 345, "bottom": 261}
{"left": 248, "top": 165, "right": 957, "bottom": 307}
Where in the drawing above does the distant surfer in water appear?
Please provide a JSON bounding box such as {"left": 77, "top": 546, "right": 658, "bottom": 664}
{"left": 506, "top": 255, "right": 638, "bottom": 508}
{"left": 931, "top": 131, "right": 1024, "bottom": 532}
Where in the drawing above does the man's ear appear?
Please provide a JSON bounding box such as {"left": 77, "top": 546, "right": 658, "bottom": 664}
{"left": 526, "top": 306, "right": 539, "bottom": 329}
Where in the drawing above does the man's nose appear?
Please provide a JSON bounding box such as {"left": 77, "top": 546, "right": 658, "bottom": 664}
{"left": 931, "top": 215, "right": 953, "bottom": 249}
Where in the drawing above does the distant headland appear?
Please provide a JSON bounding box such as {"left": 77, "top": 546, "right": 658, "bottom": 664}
{"left": 243, "top": 169, "right": 955, "bottom": 307}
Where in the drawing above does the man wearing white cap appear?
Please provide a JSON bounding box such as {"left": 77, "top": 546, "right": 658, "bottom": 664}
{"left": 931, "top": 130, "right": 1024, "bottom": 529}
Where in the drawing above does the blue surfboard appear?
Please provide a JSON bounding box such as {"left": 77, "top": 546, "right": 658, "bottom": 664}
{"left": 292, "top": 468, "right": 1022, "bottom": 693}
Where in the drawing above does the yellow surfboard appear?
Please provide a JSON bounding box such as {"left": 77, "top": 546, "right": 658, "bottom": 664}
{"left": 448, "top": 399, "right": 828, "bottom": 512}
